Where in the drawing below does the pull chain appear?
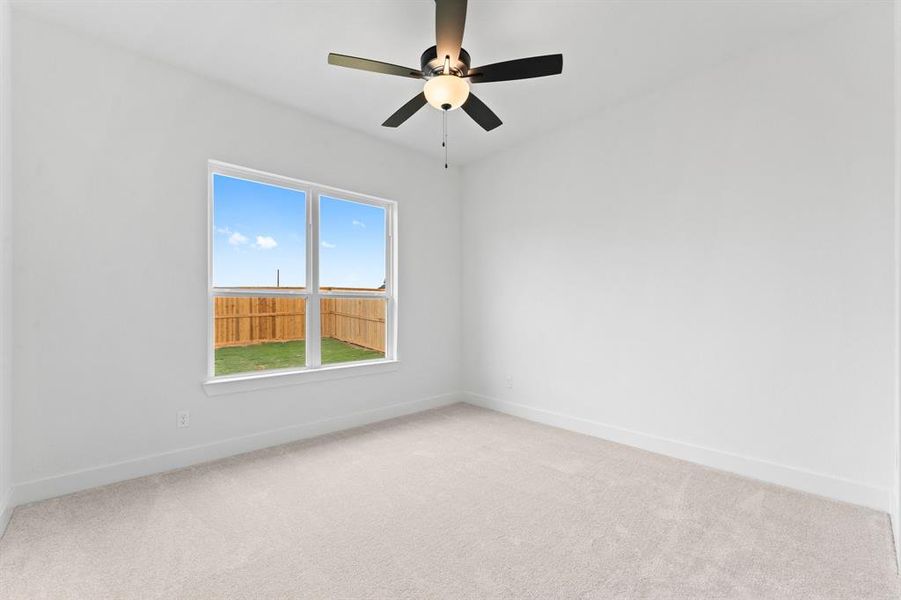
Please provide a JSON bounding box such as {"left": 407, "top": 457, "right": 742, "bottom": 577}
{"left": 442, "top": 108, "right": 448, "bottom": 169}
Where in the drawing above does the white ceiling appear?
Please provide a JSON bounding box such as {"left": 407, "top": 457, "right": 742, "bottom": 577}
{"left": 13, "top": 0, "right": 864, "bottom": 165}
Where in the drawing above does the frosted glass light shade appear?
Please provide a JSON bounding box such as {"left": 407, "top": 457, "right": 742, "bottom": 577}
{"left": 424, "top": 75, "right": 470, "bottom": 111}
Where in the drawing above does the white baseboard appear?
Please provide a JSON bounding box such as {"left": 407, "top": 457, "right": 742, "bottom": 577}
{"left": 464, "top": 391, "right": 891, "bottom": 513}
{"left": 0, "top": 488, "right": 12, "bottom": 540}
{"left": 11, "top": 392, "right": 461, "bottom": 508}
{"left": 892, "top": 489, "right": 900, "bottom": 571}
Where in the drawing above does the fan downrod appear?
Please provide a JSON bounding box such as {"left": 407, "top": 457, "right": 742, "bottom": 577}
{"left": 420, "top": 45, "right": 471, "bottom": 79}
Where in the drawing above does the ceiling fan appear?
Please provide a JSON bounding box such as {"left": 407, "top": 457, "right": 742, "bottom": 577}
{"left": 327, "top": 0, "right": 563, "bottom": 133}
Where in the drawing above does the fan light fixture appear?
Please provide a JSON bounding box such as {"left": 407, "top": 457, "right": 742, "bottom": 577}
{"left": 327, "top": 0, "right": 564, "bottom": 168}
{"left": 424, "top": 75, "right": 470, "bottom": 111}
{"left": 327, "top": 0, "right": 563, "bottom": 132}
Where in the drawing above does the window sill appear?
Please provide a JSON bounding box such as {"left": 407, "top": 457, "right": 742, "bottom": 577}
{"left": 202, "top": 359, "right": 400, "bottom": 396}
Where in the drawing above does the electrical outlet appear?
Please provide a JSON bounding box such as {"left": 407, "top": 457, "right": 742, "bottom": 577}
{"left": 177, "top": 410, "right": 190, "bottom": 428}
{"left": 505, "top": 375, "right": 513, "bottom": 390}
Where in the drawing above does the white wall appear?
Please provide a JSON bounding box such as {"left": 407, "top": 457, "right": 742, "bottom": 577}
{"left": 462, "top": 5, "right": 896, "bottom": 511}
{"left": 894, "top": 0, "right": 901, "bottom": 567}
{"left": 10, "top": 14, "right": 461, "bottom": 503}
{"left": 0, "top": 0, "right": 12, "bottom": 531}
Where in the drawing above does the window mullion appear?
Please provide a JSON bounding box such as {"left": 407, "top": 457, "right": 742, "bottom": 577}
{"left": 307, "top": 189, "right": 322, "bottom": 368}
{"left": 317, "top": 292, "right": 387, "bottom": 300}
{"left": 210, "top": 289, "right": 309, "bottom": 298}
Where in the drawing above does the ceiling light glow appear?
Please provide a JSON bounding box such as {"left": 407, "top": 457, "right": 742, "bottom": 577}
{"left": 424, "top": 75, "right": 470, "bottom": 111}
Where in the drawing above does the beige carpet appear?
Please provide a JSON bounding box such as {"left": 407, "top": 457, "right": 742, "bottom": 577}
{"left": 0, "top": 403, "right": 898, "bottom": 599}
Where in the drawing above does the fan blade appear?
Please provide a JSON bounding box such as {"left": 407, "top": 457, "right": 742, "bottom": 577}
{"left": 467, "top": 54, "right": 563, "bottom": 83}
{"left": 328, "top": 53, "right": 423, "bottom": 79}
{"left": 461, "top": 93, "right": 502, "bottom": 131}
{"left": 435, "top": 0, "right": 467, "bottom": 65}
{"left": 382, "top": 93, "right": 428, "bottom": 127}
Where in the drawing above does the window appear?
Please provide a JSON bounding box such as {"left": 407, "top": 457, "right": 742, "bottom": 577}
{"left": 208, "top": 161, "right": 396, "bottom": 382}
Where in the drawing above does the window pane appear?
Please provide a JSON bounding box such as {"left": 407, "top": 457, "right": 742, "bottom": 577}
{"left": 319, "top": 195, "right": 386, "bottom": 291}
{"left": 212, "top": 174, "right": 306, "bottom": 289}
{"left": 320, "top": 298, "right": 386, "bottom": 364}
{"left": 214, "top": 296, "right": 306, "bottom": 375}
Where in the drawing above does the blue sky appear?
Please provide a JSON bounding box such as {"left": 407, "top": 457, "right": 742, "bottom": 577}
{"left": 320, "top": 195, "right": 386, "bottom": 289}
{"left": 213, "top": 175, "right": 385, "bottom": 289}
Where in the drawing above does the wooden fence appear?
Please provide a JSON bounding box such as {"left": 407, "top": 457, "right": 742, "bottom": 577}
{"left": 320, "top": 298, "right": 385, "bottom": 352}
{"left": 214, "top": 296, "right": 385, "bottom": 352}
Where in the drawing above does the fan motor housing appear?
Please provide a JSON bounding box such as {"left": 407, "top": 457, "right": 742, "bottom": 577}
{"left": 421, "top": 45, "right": 471, "bottom": 78}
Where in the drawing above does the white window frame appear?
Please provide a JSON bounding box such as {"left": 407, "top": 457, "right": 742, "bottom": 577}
{"left": 204, "top": 160, "right": 398, "bottom": 393}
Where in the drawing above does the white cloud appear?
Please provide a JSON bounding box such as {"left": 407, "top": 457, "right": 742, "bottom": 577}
{"left": 216, "top": 225, "right": 232, "bottom": 235}
{"left": 228, "top": 231, "right": 249, "bottom": 246}
{"left": 352, "top": 220, "right": 366, "bottom": 229}
{"left": 321, "top": 240, "right": 336, "bottom": 249}
{"left": 254, "top": 235, "right": 278, "bottom": 250}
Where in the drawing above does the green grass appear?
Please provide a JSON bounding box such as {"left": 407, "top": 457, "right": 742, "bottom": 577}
{"left": 215, "top": 338, "right": 384, "bottom": 376}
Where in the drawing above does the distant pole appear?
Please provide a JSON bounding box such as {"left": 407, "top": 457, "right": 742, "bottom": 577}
{"left": 276, "top": 269, "right": 280, "bottom": 288}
